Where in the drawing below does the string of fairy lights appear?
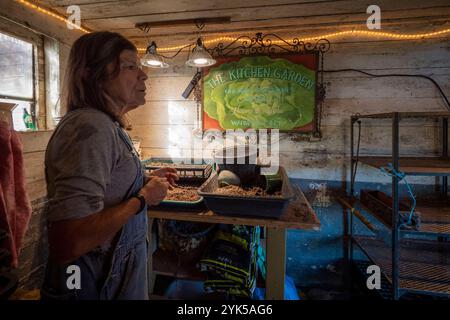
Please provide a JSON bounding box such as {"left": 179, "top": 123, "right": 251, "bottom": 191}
{"left": 156, "top": 29, "right": 450, "bottom": 53}
{"left": 16, "top": 0, "right": 450, "bottom": 53}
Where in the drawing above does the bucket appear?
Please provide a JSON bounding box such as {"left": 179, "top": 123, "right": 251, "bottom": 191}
{"left": 158, "top": 220, "right": 216, "bottom": 261}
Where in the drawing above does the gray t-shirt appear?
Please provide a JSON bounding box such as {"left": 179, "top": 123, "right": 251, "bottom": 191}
{"left": 45, "top": 108, "right": 138, "bottom": 222}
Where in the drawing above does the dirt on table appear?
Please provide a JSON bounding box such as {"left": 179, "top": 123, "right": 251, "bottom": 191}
{"left": 165, "top": 185, "right": 201, "bottom": 202}
{"left": 215, "top": 185, "right": 282, "bottom": 198}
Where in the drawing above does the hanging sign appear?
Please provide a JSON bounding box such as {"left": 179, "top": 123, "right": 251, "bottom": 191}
{"left": 202, "top": 53, "right": 319, "bottom": 132}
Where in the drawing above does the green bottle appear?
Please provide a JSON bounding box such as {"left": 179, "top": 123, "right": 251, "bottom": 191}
{"left": 23, "top": 108, "right": 35, "bottom": 130}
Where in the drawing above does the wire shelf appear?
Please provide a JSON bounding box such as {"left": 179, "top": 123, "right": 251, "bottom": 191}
{"left": 353, "top": 236, "right": 450, "bottom": 298}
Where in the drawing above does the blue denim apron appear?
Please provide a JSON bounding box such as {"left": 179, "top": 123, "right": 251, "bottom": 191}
{"left": 41, "top": 120, "right": 148, "bottom": 300}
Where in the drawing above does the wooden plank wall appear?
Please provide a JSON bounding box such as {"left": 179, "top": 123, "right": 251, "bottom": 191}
{"left": 18, "top": 131, "right": 53, "bottom": 201}
{"left": 128, "top": 32, "right": 450, "bottom": 185}
{"left": 16, "top": 130, "right": 52, "bottom": 289}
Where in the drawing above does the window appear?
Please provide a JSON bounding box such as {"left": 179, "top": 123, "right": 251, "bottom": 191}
{"left": 0, "top": 31, "right": 36, "bottom": 131}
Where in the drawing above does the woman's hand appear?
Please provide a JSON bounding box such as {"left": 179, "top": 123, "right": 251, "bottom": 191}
{"left": 150, "top": 167, "right": 179, "bottom": 187}
{"left": 140, "top": 177, "right": 170, "bottom": 206}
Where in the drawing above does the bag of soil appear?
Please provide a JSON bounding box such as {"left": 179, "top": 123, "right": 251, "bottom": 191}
{"left": 204, "top": 245, "right": 258, "bottom": 297}
{"left": 200, "top": 225, "right": 260, "bottom": 297}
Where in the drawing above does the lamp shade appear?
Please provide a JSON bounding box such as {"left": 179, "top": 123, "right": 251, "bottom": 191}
{"left": 186, "top": 39, "right": 216, "bottom": 67}
{"left": 141, "top": 41, "right": 169, "bottom": 68}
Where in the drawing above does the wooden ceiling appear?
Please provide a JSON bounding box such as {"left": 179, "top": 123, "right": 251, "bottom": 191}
{"left": 39, "top": 0, "right": 450, "bottom": 48}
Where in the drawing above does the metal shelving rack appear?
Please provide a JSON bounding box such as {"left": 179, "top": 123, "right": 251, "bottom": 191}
{"left": 342, "top": 112, "right": 450, "bottom": 300}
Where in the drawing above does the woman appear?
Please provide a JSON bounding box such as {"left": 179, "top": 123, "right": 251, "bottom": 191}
{"left": 41, "top": 32, "right": 178, "bottom": 300}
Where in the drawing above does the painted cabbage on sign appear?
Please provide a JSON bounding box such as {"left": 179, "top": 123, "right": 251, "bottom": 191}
{"left": 203, "top": 56, "right": 316, "bottom": 130}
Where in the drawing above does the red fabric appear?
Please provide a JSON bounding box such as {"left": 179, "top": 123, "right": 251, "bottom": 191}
{"left": 0, "top": 121, "right": 32, "bottom": 268}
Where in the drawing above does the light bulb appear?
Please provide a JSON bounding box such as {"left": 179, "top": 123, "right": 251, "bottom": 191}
{"left": 148, "top": 60, "right": 162, "bottom": 66}
{"left": 193, "top": 58, "right": 208, "bottom": 65}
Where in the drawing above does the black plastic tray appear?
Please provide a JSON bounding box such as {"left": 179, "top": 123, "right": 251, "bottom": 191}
{"left": 197, "top": 166, "right": 294, "bottom": 219}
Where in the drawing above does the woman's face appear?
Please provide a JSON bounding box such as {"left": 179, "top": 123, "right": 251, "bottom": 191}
{"left": 104, "top": 49, "right": 148, "bottom": 114}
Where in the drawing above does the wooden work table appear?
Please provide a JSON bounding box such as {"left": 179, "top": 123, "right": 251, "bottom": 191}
{"left": 147, "top": 185, "right": 320, "bottom": 300}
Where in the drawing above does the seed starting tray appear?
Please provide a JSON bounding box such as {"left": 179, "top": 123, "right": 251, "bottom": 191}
{"left": 142, "top": 157, "right": 213, "bottom": 182}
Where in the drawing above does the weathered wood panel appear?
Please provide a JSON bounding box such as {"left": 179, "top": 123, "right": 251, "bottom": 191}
{"left": 54, "top": 0, "right": 449, "bottom": 30}
{"left": 46, "top": 0, "right": 323, "bottom": 9}
{"left": 127, "top": 101, "right": 198, "bottom": 125}
{"left": 18, "top": 131, "right": 52, "bottom": 201}
{"left": 26, "top": 179, "right": 47, "bottom": 202}
{"left": 18, "top": 130, "right": 53, "bottom": 153}
{"left": 138, "top": 146, "right": 436, "bottom": 184}
{"left": 321, "top": 98, "right": 448, "bottom": 125}
{"left": 130, "top": 122, "right": 441, "bottom": 156}
{"left": 121, "top": 8, "right": 450, "bottom": 41}
{"left": 145, "top": 61, "right": 450, "bottom": 80}
{"left": 129, "top": 98, "right": 448, "bottom": 128}
{"left": 142, "top": 75, "right": 450, "bottom": 103}
{"left": 23, "top": 151, "right": 46, "bottom": 183}
{"left": 58, "top": 43, "right": 71, "bottom": 116}
{"left": 37, "top": 41, "right": 47, "bottom": 129}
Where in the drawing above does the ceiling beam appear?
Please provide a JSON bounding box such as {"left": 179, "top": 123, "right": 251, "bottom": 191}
{"left": 135, "top": 16, "right": 231, "bottom": 31}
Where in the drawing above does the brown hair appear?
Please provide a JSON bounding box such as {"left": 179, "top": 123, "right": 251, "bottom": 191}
{"left": 65, "top": 31, "right": 136, "bottom": 127}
